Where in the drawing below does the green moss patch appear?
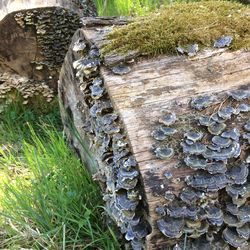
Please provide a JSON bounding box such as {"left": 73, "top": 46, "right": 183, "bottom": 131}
{"left": 103, "top": 1, "right": 250, "bottom": 56}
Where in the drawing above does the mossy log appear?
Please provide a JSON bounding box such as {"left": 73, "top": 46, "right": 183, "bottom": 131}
{"left": 0, "top": 0, "right": 96, "bottom": 91}
{"left": 59, "top": 19, "right": 250, "bottom": 249}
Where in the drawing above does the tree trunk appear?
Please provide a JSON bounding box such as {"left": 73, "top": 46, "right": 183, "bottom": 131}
{"left": 0, "top": 0, "right": 96, "bottom": 91}
{"left": 59, "top": 19, "right": 250, "bottom": 249}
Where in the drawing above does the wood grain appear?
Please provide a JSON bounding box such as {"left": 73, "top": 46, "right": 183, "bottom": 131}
{"left": 101, "top": 50, "right": 250, "bottom": 248}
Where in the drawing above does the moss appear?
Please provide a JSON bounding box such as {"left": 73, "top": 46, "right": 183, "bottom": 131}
{"left": 102, "top": 1, "right": 250, "bottom": 57}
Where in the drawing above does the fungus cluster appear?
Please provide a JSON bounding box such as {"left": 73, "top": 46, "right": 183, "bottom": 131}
{"left": 14, "top": 7, "right": 81, "bottom": 69}
{"left": 0, "top": 72, "right": 54, "bottom": 105}
{"left": 152, "top": 89, "right": 250, "bottom": 248}
{"left": 71, "top": 37, "right": 151, "bottom": 249}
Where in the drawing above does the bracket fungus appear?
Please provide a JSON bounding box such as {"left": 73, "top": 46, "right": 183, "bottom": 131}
{"left": 184, "top": 131, "right": 203, "bottom": 142}
{"left": 214, "top": 36, "right": 233, "bottom": 48}
{"left": 207, "top": 122, "right": 227, "bottom": 135}
{"left": 148, "top": 86, "right": 250, "bottom": 248}
{"left": 185, "top": 173, "right": 229, "bottom": 192}
{"left": 217, "top": 106, "right": 235, "bottom": 120}
{"left": 58, "top": 4, "right": 250, "bottom": 248}
{"left": 154, "top": 147, "right": 175, "bottom": 160}
{"left": 229, "top": 89, "right": 250, "bottom": 101}
{"left": 157, "top": 218, "right": 184, "bottom": 238}
{"left": 191, "top": 95, "right": 217, "bottom": 110}
{"left": 223, "top": 227, "right": 248, "bottom": 248}
{"left": 111, "top": 64, "right": 131, "bottom": 75}
{"left": 184, "top": 155, "right": 207, "bottom": 170}
{"left": 244, "top": 120, "right": 250, "bottom": 132}
{"left": 159, "top": 112, "right": 177, "bottom": 126}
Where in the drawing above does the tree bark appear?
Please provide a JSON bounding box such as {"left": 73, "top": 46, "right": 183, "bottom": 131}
{"left": 59, "top": 20, "right": 250, "bottom": 249}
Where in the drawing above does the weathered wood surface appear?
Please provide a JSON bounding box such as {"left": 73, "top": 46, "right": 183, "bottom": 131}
{"left": 59, "top": 23, "right": 250, "bottom": 249}
{"left": 81, "top": 16, "right": 130, "bottom": 27}
{"left": 101, "top": 51, "right": 250, "bottom": 249}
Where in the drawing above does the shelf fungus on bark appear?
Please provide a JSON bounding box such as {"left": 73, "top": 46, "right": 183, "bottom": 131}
{"left": 237, "top": 224, "right": 250, "bottom": 240}
{"left": 73, "top": 38, "right": 87, "bottom": 52}
{"left": 221, "top": 128, "right": 241, "bottom": 141}
{"left": 198, "top": 115, "right": 214, "bottom": 126}
{"left": 151, "top": 89, "right": 250, "bottom": 248}
{"left": 164, "top": 171, "right": 173, "bottom": 180}
{"left": 184, "top": 155, "right": 207, "bottom": 170}
{"left": 229, "top": 89, "right": 250, "bottom": 101}
{"left": 111, "top": 64, "right": 131, "bottom": 75}
{"left": 223, "top": 227, "right": 248, "bottom": 248}
{"left": 157, "top": 218, "right": 184, "bottom": 238}
{"left": 0, "top": 73, "right": 54, "bottom": 104}
{"left": 151, "top": 128, "right": 168, "bottom": 141}
{"left": 181, "top": 142, "right": 207, "bottom": 155}
{"left": 207, "top": 122, "right": 227, "bottom": 136}
{"left": 217, "top": 106, "right": 235, "bottom": 120}
{"left": 179, "top": 189, "right": 199, "bottom": 205}
{"left": 224, "top": 212, "right": 245, "bottom": 228}
{"left": 213, "top": 36, "right": 233, "bottom": 48}
{"left": 13, "top": 7, "right": 82, "bottom": 69}
{"left": 164, "top": 191, "right": 176, "bottom": 201}
{"left": 184, "top": 131, "right": 203, "bottom": 142}
{"left": 226, "top": 164, "right": 249, "bottom": 185}
{"left": 159, "top": 112, "right": 177, "bottom": 126}
{"left": 226, "top": 184, "right": 250, "bottom": 206}
{"left": 154, "top": 147, "right": 175, "bottom": 160}
{"left": 244, "top": 120, "right": 250, "bottom": 132}
{"left": 185, "top": 173, "right": 229, "bottom": 192}
{"left": 205, "top": 205, "right": 224, "bottom": 226}
{"left": 160, "top": 126, "right": 178, "bottom": 136}
{"left": 190, "top": 95, "right": 218, "bottom": 110}
{"left": 166, "top": 204, "right": 200, "bottom": 220}
{"left": 235, "top": 103, "right": 250, "bottom": 114}
{"left": 243, "top": 133, "right": 250, "bottom": 144}
{"left": 211, "top": 135, "right": 232, "bottom": 148}
{"left": 202, "top": 141, "right": 241, "bottom": 161}
{"left": 67, "top": 33, "right": 152, "bottom": 249}
{"left": 206, "top": 162, "right": 227, "bottom": 174}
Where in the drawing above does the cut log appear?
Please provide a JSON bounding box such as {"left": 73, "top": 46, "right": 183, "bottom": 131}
{"left": 0, "top": 0, "right": 96, "bottom": 93}
{"left": 0, "top": 0, "right": 96, "bottom": 21}
{"left": 59, "top": 20, "right": 250, "bottom": 250}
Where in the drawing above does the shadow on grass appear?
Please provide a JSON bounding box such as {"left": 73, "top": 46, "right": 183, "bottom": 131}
{"left": 0, "top": 98, "right": 121, "bottom": 249}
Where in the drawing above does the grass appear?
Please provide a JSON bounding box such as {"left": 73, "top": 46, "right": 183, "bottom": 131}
{"left": 102, "top": 1, "right": 250, "bottom": 56}
{"left": 94, "top": 0, "right": 175, "bottom": 16}
{"left": 0, "top": 99, "right": 120, "bottom": 249}
{"left": 0, "top": 91, "right": 62, "bottom": 144}
{"left": 94, "top": 0, "right": 249, "bottom": 16}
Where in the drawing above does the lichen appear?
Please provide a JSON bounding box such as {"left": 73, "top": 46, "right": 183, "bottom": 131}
{"left": 103, "top": 1, "right": 250, "bottom": 57}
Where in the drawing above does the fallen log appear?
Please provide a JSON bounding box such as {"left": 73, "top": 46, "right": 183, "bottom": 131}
{"left": 0, "top": 0, "right": 96, "bottom": 97}
{"left": 59, "top": 18, "right": 250, "bottom": 249}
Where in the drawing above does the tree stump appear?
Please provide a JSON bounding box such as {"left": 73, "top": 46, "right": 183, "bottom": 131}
{"left": 59, "top": 19, "right": 250, "bottom": 249}
{"left": 0, "top": 0, "right": 96, "bottom": 96}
